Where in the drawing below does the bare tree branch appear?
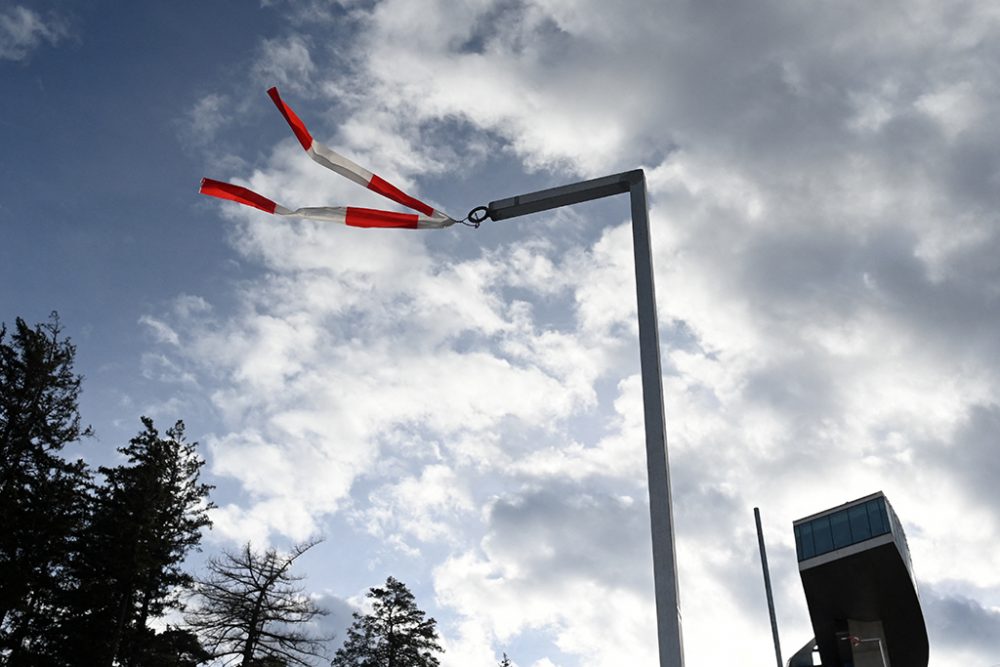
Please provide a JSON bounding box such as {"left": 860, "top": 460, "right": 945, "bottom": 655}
{"left": 185, "top": 538, "right": 330, "bottom": 666}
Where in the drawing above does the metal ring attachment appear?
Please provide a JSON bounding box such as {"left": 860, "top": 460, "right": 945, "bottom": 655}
{"left": 467, "top": 206, "right": 490, "bottom": 224}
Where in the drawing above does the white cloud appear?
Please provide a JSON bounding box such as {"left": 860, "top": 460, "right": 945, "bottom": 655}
{"left": 433, "top": 493, "right": 659, "bottom": 667}
{"left": 252, "top": 35, "right": 316, "bottom": 94}
{"left": 139, "top": 314, "right": 180, "bottom": 346}
{"left": 184, "top": 93, "right": 230, "bottom": 145}
{"left": 164, "top": 1, "right": 1000, "bottom": 664}
{"left": 363, "top": 464, "right": 475, "bottom": 547}
{"left": 0, "top": 6, "right": 68, "bottom": 61}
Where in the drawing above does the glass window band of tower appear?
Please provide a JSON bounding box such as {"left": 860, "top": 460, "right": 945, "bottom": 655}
{"left": 794, "top": 498, "right": 891, "bottom": 562}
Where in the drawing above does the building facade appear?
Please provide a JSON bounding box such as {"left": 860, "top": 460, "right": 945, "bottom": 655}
{"left": 789, "top": 492, "right": 928, "bottom": 667}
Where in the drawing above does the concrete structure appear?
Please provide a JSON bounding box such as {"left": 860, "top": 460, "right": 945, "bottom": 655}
{"left": 790, "top": 492, "right": 928, "bottom": 667}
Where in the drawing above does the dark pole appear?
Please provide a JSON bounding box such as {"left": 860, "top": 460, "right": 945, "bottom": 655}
{"left": 755, "top": 507, "right": 783, "bottom": 667}
{"left": 487, "top": 170, "right": 684, "bottom": 667}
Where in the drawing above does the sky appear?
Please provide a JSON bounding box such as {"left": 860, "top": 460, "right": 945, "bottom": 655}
{"left": 2, "top": 0, "right": 1000, "bottom": 665}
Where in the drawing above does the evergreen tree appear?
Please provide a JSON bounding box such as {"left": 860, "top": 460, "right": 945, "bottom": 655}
{"left": 123, "top": 626, "right": 210, "bottom": 667}
{"left": 59, "top": 418, "right": 213, "bottom": 666}
{"left": 186, "top": 538, "right": 328, "bottom": 666}
{"left": 0, "top": 314, "right": 92, "bottom": 664}
{"left": 331, "top": 577, "right": 443, "bottom": 667}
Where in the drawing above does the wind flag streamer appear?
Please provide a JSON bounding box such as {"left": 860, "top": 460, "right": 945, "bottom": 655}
{"left": 200, "top": 87, "right": 458, "bottom": 229}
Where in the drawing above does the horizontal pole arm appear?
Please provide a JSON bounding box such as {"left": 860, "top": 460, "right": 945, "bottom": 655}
{"left": 487, "top": 169, "right": 643, "bottom": 221}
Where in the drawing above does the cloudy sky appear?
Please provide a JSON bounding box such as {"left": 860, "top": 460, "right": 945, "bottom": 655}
{"left": 3, "top": 0, "right": 1000, "bottom": 665}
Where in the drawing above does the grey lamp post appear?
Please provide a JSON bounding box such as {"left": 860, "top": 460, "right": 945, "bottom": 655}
{"left": 481, "top": 169, "right": 684, "bottom": 667}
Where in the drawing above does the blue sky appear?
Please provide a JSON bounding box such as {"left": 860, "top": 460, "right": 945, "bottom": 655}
{"left": 4, "top": 1, "right": 1000, "bottom": 665}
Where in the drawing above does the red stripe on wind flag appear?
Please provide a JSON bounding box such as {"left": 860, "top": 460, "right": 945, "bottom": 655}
{"left": 367, "top": 174, "right": 435, "bottom": 216}
{"left": 200, "top": 178, "right": 277, "bottom": 214}
{"left": 267, "top": 87, "right": 313, "bottom": 151}
{"left": 344, "top": 207, "right": 420, "bottom": 229}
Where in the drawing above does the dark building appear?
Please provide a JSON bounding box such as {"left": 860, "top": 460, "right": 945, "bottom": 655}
{"left": 788, "top": 492, "right": 928, "bottom": 667}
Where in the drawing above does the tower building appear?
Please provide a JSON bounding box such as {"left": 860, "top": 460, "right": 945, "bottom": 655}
{"left": 788, "top": 492, "right": 928, "bottom": 667}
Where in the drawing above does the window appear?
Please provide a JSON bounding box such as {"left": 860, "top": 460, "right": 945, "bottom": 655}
{"left": 848, "top": 505, "right": 871, "bottom": 542}
{"left": 796, "top": 497, "right": 893, "bottom": 562}
{"left": 867, "top": 499, "right": 889, "bottom": 536}
{"left": 812, "top": 516, "right": 834, "bottom": 555}
{"left": 879, "top": 501, "right": 892, "bottom": 535}
{"left": 798, "top": 521, "right": 816, "bottom": 560}
{"left": 830, "top": 510, "right": 852, "bottom": 549}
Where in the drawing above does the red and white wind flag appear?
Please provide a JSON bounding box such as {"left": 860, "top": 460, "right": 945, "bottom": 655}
{"left": 200, "top": 87, "right": 457, "bottom": 229}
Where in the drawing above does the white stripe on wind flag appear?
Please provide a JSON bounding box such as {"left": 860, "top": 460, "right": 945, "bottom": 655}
{"left": 199, "top": 87, "right": 457, "bottom": 230}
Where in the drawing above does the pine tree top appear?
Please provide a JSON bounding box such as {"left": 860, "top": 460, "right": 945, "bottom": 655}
{"left": 332, "top": 576, "right": 443, "bottom": 667}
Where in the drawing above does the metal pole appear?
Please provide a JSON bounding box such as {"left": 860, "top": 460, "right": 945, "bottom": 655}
{"left": 754, "top": 507, "right": 783, "bottom": 667}
{"left": 487, "top": 170, "right": 684, "bottom": 667}
{"left": 629, "top": 173, "right": 685, "bottom": 667}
